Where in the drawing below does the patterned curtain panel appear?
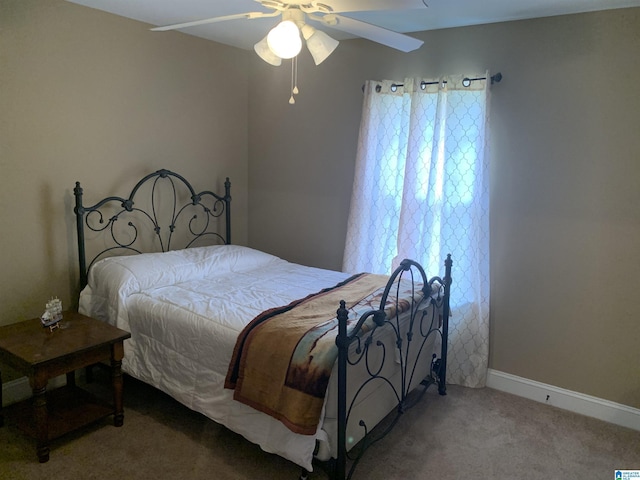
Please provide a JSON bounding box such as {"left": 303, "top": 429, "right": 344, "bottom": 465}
{"left": 343, "top": 74, "right": 491, "bottom": 388}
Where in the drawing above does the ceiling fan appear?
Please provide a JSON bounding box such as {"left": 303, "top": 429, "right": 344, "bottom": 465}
{"left": 151, "top": 0, "right": 428, "bottom": 66}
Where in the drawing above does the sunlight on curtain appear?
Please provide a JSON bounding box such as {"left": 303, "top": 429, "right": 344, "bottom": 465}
{"left": 343, "top": 75, "right": 491, "bottom": 387}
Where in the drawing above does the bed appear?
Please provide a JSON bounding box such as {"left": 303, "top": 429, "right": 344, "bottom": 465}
{"left": 73, "top": 169, "right": 452, "bottom": 480}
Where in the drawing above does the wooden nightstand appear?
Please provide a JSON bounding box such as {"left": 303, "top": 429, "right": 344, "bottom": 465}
{"left": 0, "top": 311, "right": 131, "bottom": 463}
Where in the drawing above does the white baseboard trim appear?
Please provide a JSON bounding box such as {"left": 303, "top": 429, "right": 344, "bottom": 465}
{"left": 2, "top": 375, "right": 67, "bottom": 407}
{"left": 5, "top": 370, "right": 638, "bottom": 432}
{"left": 486, "top": 369, "right": 640, "bottom": 431}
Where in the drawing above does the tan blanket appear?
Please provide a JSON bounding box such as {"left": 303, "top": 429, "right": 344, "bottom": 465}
{"left": 225, "top": 273, "right": 420, "bottom": 435}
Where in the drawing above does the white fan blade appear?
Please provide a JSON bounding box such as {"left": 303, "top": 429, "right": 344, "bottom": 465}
{"left": 150, "top": 11, "right": 274, "bottom": 32}
{"left": 322, "top": 14, "right": 423, "bottom": 52}
{"left": 325, "top": 0, "right": 427, "bottom": 13}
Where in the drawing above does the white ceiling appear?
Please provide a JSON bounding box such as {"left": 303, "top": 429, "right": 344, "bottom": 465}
{"left": 66, "top": 0, "right": 640, "bottom": 51}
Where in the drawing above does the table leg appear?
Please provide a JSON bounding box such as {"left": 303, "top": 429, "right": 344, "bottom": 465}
{"left": 0, "top": 368, "right": 4, "bottom": 428}
{"left": 30, "top": 374, "right": 49, "bottom": 463}
{"left": 85, "top": 365, "right": 94, "bottom": 383}
{"left": 111, "top": 342, "right": 124, "bottom": 427}
{"left": 66, "top": 371, "right": 76, "bottom": 387}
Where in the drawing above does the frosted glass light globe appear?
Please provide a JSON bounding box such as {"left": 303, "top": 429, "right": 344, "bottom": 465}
{"left": 267, "top": 20, "right": 302, "bottom": 59}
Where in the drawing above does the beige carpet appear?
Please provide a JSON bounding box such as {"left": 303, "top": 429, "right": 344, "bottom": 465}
{"left": 1, "top": 371, "right": 638, "bottom": 480}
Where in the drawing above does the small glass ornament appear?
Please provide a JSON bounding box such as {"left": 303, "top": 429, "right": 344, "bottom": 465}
{"left": 41, "top": 297, "right": 63, "bottom": 331}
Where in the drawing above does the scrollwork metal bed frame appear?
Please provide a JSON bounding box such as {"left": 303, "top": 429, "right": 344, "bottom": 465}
{"left": 73, "top": 169, "right": 451, "bottom": 480}
{"left": 331, "top": 257, "right": 451, "bottom": 480}
{"left": 74, "top": 169, "right": 231, "bottom": 289}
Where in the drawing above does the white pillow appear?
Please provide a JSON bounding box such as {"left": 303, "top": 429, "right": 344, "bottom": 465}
{"left": 86, "top": 244, "right": 282, "bottom": 297}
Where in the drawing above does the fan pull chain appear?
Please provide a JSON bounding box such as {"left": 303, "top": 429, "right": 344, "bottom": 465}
{"left": 293, "top": 55, "right": 299, "bottom": 95}
{"left": 289, "top": 56, "right": 299, "bottom": 105}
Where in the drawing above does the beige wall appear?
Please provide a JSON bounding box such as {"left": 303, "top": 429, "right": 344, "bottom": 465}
{"left": 248, "top": 9, "right": 640, "bottom": 408}
{"left": 1, "top": 1, "right": 638, "bottom": 410}
{"left": 0, "top": 1, "right": 249, "bottom": 379}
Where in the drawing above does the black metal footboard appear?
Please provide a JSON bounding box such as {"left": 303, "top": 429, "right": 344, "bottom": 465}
{"left": 332, "top": 255, "right": 452, "bottom": 480}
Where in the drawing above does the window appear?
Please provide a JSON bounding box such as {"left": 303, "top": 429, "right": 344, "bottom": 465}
{"left": 343, "top": 75, "right": 491, "bottom": 387}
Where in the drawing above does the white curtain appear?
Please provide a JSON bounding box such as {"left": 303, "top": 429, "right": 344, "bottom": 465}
{"left": 342, "top": 74, "right": 491, "bottom": 388}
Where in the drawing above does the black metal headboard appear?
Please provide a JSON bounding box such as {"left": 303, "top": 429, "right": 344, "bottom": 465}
{"left": 74, "top": 169, "right": 231, "bottom": 289}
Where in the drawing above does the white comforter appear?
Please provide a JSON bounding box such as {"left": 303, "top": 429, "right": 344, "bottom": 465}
{"left": 79, "top": 245, "right": 350, "bottom": 471}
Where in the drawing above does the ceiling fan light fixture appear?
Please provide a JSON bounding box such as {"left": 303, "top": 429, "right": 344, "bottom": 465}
{"left": 254, "top": 35, "right": 282, "bottom": 66}
{"left": 267, "top": 20, "right": 302, "bottom": 59}
{"left": 301, "top": 24, "right": 339, "bottom": 65}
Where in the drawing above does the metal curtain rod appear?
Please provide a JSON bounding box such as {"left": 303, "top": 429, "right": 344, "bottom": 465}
{"left": 365, "top": 72, "right": 503, "bottom": 93}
